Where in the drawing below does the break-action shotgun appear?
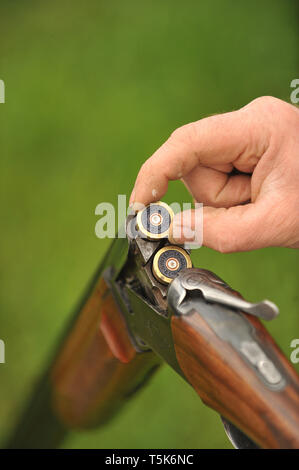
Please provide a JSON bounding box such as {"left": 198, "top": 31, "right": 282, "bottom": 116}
{"left": 7, "top": 202, "right": 299, "bottom": 449}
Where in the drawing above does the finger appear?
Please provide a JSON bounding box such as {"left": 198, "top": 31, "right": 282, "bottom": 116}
{"left": 182, "top": 165, "right": 251, "bottom": 208}
{"left": 130, "top": 107, "right": 268, "bottom": 206}
{"left": 169, "top": 202, "right": 272, "bottom": 253}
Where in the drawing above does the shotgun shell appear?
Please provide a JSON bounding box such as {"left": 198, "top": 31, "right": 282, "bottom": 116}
{"left": 136, "top": 201, "right": 174, "bottom": 240}
{"left": 152, "top": 246, "right": 192, "bottom": 284}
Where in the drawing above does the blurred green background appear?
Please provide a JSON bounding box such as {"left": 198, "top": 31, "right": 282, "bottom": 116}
{"left": 0, "top": 0, "right": 298, "bottom": 449}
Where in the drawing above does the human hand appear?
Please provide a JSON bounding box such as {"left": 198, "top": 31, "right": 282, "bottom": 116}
{"left": 129, "top": 97, "right": 299, "bottom": 252}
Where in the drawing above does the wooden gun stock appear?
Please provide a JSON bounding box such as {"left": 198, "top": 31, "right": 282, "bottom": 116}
{"left": 171, "top": 304, "right": 299, "bottom": 449}
{"left": 51, "top": 278, "right": 160, "bottom": 429}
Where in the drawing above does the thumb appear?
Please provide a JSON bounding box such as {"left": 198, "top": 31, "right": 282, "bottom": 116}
{"left": 169, "top": 203, "right": 271, "bottom": 253}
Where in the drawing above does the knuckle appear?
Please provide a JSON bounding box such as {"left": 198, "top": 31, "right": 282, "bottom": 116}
{"left": 139, "top": 160, "right": 150, "bottom": 175}
{"left": 249, "top": 96, "right": 291, "bottom": 117}
{"left": 169, "top": 122, "right": 196, "bottom": 144}
{"left": 245, "top": 96, "right": 298, "bottom": 138}
{"left": 214, "top": 232, "right": 234, "bottom": 254}
{"left": 250, "top": 95, "right": 281, "bottom": 108}
{"left": 216, "top": 243, "right": 230, "bottom": 254}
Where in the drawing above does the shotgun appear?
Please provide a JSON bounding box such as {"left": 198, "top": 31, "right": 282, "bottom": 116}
{"left": 7, "top": 202, "right": 299, "bottom": 449}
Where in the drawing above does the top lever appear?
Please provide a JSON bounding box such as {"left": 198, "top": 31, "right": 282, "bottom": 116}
{"left": 176, "top": 268, "right": 279, "bottom": 321}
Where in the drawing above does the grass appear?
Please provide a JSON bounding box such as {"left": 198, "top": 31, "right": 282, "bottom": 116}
{"left": 0, "top": 0, "right": 298, "bottom": 448}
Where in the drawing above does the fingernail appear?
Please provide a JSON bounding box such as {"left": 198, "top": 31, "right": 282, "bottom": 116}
{"left": 168, "top": 212, "right": 198, "bottom": 244}
{"left": 168, "top": 229, "right": 178, "bottom": 244}
{"left": 129, "top": 201, "right": 145, "bottom": 213}
{"left": 129, "top": 188, "right": 136, "bottom": 206}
